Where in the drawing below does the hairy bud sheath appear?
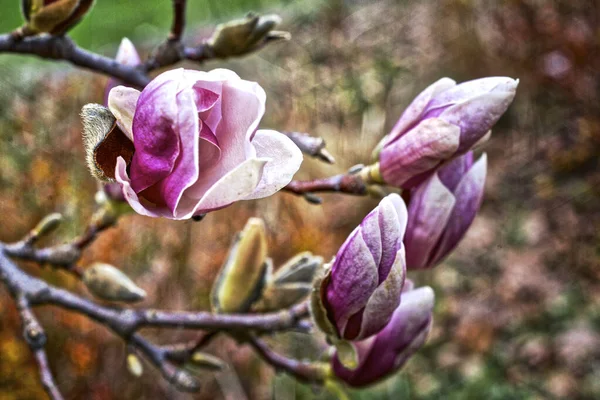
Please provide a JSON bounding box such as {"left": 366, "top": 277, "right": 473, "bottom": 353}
{"left": 211, "top": 218, "right": 269, "bottom": 313}
{"left": 405, "top": 151, "right": 487, "bottom": 269}
{"left": 376, "top": 76, "right": 517, "bottom": 189}
{"left": 80, "top": 104, "right": 134, "bottom": 182}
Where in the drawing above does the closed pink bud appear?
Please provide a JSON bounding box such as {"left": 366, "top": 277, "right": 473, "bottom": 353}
{"left": 332, "top": 286, "right": 434, "bottom": 387}
{"left": 379, "top": 77, "right": 517, "bottom": 188}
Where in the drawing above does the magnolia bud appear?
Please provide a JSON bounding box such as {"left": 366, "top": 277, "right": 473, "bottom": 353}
{"left": 332, "top": 286, "right": 435, "bottom": 387}
{"left": 252, "top": 252, "right": 322, "bottom": 312}
{"left": 170, "top": 368, "right": 201, "bottom": 392}
{"left": 187, "top": 351, "right": 226, "bottom": 372}
{"left": 311, "top": 194, "right": 408, "bottom": 342}
{"left": 377, "top": 77, "right": 517, "bottom": 189}
{"left": 126, "top": 353, "right": 143, "bottom": 377}
{"left": 29, "top": 212, "right": 63, "bottom": 241}
{"left": 81, "top": 104, "right": 134, "bottom": 182}
{"left": 18, "top": 0, "right": 94, "bottom": 37}
{"left": 405, "top": 152, "right": 487, "bottom": 269}
{"left": 83, "top": 262, "right": 146, "bottom": 303}
{"left": 211, "top": 218, "right": 269, "bottom": 313}
{"left": 208, "top": 13, "right": 290, "bottom": 58}
{"left": 104, "top": 38, "right": 141, "bottom": 105}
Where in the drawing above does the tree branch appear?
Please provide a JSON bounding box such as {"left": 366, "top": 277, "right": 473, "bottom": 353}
{"left": 0, "top": 246, "right": 312, "bottom": 395}
{"left": 247, "top": 336, "right": 326, "bottom": 384}
{"left": 13, "top": 295, "right": 64, "bottom": 400}
{"left": 0, "top": 34, "right": 150, "bottom": 87}
{"left": 284, "top": 132, "right": 335, "bottom": 164}
{"left": 169, "top": 0, "right": 187, "bottom": 42}
{"left": 284, "top": 173, "right": 369, "bottom": 203}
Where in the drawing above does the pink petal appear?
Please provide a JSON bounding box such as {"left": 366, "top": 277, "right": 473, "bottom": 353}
{"left": 114, "top": 157, "right": 172, "bottom": 218}
{"left": 150, "top": 88, "right": 201, "bottom": 217}
{"left": 380, "top": 118, "right": 461, "bottom": 188}
{"left": 181, "top": 157, "right": 269, "bottom": 218}
{"left": 107, "top": 86, "right": 140, "bottom": 141}
{"left": 103, "top": 38, "right": 141, "bottom": 105}
{"left": 441, "top": 91, "right": 517, "bottom": 153}
{"left": 387, "top": 78, "right": 456, "bottom": 144}
{"left": 129, "top": 75, "right": 182, "bottom": 193}
{"left": 430, "top": 153, "right": 487, "bottom": 265}
{"left": 405, "top": 174, "right": 456, "bottom": 269}
{"left": 244, "top": 129, "right": 303, "bottom": 200}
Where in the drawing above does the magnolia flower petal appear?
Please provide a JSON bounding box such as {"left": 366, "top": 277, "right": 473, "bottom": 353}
{"left": 327, "top": 229, "right": 380, "bottom": 334}
{"left": 333, "top": 286, "right": 434, "bottom": 387}
{"left": 375, "top": 193, "right": 408, "bottom": 281}
{"left": 107, "top": 85, "right": 140, "bottom": 141}
{"left": 357, "top": 211, "right": 383, "bottom": 273}
{"left": 387, "top": 78, "right": 456, "bottom": 144}
{"left": 128, "top": 75, "right": 182, "bottom": 193}
{"left": 114, "top": 157, "right": 172, "bottom": 218}
{"left": 244, "top": 129, "right": 303, "bottom": 200}
{"left": 425, "top": 76, "right": 518, "bottom": 115}
{"left": 152, "top": 88, "right": 201, "bottom": 216}
{"left": 405, "top": 174, "right": 456, "bottom": 269}
{"left": 183, "top": 157, "right": 269, "bottom": 218}
{"left": 104, "top": 38, "right": 141, "bottom": 105}
{"left": 356, "top": 253, "right": 405, "bottom": 339}
{"left": 380, "top": 118, "right": 461, "bottom": 188}
{"left": 205, "top": 79, "right": 265, "bottom": 183}
{"left": 437, "top": 151, "right": 474, "bottom": 192}
{"left": 442, "top": 89, "right": 517, "bottom": 153}
{"left": 430, "top": 153, "right": 487, "bottom": 265}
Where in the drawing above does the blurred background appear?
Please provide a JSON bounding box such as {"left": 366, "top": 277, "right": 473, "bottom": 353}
{"left": 1, "top": 0, "right": 599, "bottom": 399}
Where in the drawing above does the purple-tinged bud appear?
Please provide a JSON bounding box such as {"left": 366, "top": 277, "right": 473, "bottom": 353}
{"left": 312, "top": 194, "right": 408, "bottom": 343}
{"left": 332, "top": 286, "right": 434, "bottom": 387}
{"left": 378, "top": 77, "right": 517, "bottom": 189}
{"left": 103, "top": 38, "right": 141, "bottom": 105}
{"left": 404, "top": 151, "right": 487, "bottom": 269}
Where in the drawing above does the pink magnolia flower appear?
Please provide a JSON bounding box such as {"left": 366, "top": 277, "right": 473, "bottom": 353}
{"left": 319, "top": 194, "right": 408, "bottom": 341}
{"left": 405, "top": 151, "right": 487, "bottom": 269}
{"left": 378, "top": 76, "right": 517, "bottom": 189}
{"left": 107, "top": 68, "right": 302, "bottom": 219}
{"left": 332, "top": 285, "right": 434, "bottom": 387}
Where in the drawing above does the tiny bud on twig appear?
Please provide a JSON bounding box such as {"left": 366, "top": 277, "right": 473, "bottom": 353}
{"left": 127, "top": 353, "right": 144, "bottom": 377}
{"left": 83, "top": 263, "right": 146, "bottom": 303}
{"left": 188, "top": 351, "right": 226, "bottom": 371}
{"left": 27, "top": 213, "right": 63, "bottom": 243}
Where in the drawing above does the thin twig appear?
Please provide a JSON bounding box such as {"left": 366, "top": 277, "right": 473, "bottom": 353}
{"left": 284, "top": 174, "right": 368, "bottom": 201}
{"left": 4, "top": 207, "right": 117, "bottom": 277}
{"left": 284, "top": 132, "right": 335, "bottom": 164}
{"left": 247, "top": 336, "right": 326, "bottom": 384}
{"left": 33, "top": 350, "right": 64, "bottom": 400}
{"left": 0, "top": 34, "right": 150, "bottom": 87}
{"left": 169, "top": 0, "right": 187, "bottom": 41}
{"left": 13, "top": 296, "right": 64, "bottom": 400}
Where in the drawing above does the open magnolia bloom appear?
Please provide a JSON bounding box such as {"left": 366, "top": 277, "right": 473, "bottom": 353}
{"left": 332, "top": 285, "right": 434, "bottom": 387}
{"left": 101, "top": 68, "right": 302, "bottom": 220}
